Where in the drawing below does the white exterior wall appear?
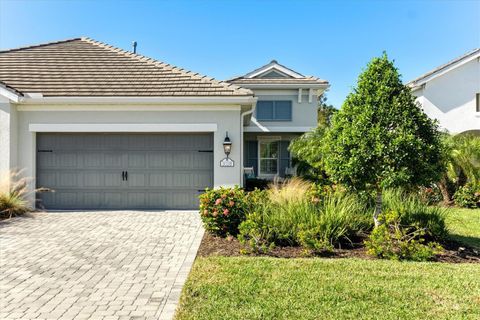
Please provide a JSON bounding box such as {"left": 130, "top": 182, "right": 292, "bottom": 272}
{"left": 245, "top": 89, "right": 318, "bottom": 132}
{"left": 0, "top": 99, "right": 18, "bottom": 173}
{"left": 15, "top": 105, "right": 243, "bottom": 205}
{"left": 412, "top": 58, "right": 480, "bottom": 134}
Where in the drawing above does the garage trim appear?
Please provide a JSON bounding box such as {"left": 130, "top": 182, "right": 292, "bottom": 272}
{"left": 29, "top": 123, "right": 218, "bottom": 132}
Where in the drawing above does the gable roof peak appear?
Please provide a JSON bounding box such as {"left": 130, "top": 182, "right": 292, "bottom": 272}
{"left": 407, "top": 48, "right": 480, "bottom": 88}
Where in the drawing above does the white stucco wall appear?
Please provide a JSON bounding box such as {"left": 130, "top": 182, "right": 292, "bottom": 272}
{"left": 15, "top": 105, "right": 243, "bottom": 205}
{"left": 244, "top": 89, "right": 318, "bottom": 132}
{"left": 412, "top": 58, "right": 480, "bottom": 134}
{"left": 0, "top": 99, "right": 18, "bottom": 173}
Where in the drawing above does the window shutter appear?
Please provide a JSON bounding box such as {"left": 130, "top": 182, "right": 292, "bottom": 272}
{"left": 279, "top": 141, "right": 291, "bottom": 177}
{"left": 245, "top": 140, "right": 258, "bottom": 176}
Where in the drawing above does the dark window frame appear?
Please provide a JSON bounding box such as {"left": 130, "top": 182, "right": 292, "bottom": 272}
{"left": 256, "top": 100, "right": 293, "bottom": 121}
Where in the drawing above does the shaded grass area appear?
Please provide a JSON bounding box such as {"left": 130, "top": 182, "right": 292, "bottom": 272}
{"left": 447, "top": 208, "right": 480, "bottom": 250}
{"left": 176, "top": 257, "right": 480, "bottom": 320}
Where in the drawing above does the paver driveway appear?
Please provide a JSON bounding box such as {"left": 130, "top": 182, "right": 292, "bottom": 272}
{"left": 0, "top": 211, "right": 204, "bottom": 320}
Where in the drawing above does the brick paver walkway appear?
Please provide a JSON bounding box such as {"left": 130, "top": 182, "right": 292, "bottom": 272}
{"left": 0, "top": 211, "right": 204, "bottom": 320}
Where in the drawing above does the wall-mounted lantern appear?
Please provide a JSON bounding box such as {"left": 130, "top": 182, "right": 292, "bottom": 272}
{"left": 223, "top": 132, "right": 232, "bottom": 157}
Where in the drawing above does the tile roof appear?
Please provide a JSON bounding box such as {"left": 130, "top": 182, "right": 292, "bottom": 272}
{"left": 0, "top": 38, "right": 253, "bottom": 97}
{"left": 227, "top": 60, "right": 329, "bottom": 86}
{"left": 407, "top": 48, "right": 480, "bottom": 87}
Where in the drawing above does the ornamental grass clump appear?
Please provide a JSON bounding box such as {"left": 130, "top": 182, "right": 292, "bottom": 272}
{"left": 0, "top": 170, "right": 33, "bottom": 219}
{"left": 239, "top": 178, "right": 372, "bottom": 253}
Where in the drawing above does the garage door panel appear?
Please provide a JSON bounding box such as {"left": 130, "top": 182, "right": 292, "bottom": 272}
{"left": 104, "top": 192, "right": 123, "bottom": 208}
{"left": 105, "top": 152, "right": 124, "bottom": 168}
{"left": 149, "top": 172, "right": 172, "bottom": 187}
{"left": 84, "top": 192, "right": 102, "bottom": 207}
{"left": 83, "top": 172, "right": 103, "bottom": 187}
{"left": 173, "top": 152, "right": 192, "bottom": 169}
{"left": 36, "top": 133, "right": 213, "bottom": 210}
{"left": 127, "top": 173, "right": 146, "bottom": 187}
{"left": 58, "top": 172, "right": 80, "bottom": 187}
{"left": 84, "top": 152, "right": 104, "bottom": 168}
{"left": 37, "top": 153, "right": 56, "bottom": 168}
{"left": 57, "top": 153, "right": 77, "bottom": 168}
{"left": 128, "top": 153, "right": 147, "bottom": 168}
{"left": 104, "top": 172, "right": 123, "bottom": 187}
{"left": 148, "top": 153, "right": 173, "bottom": 168}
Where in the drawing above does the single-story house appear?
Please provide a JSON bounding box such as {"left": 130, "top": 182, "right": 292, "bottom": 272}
{"left": 407, "top": 48, "right": 480, "bottom": 134}
{"left": 0, "top": 37, "right": 329, "bottom": 210}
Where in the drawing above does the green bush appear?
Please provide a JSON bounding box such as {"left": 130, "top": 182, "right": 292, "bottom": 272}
{"left": 199, "top": 187, "right": 249, "bottom": 237}
{"left": 238, "top": 179, "right": 372, "bottom": 253}
{"left": 418, "top": 185, "right": 443, "bottom": 205}
{"left": 453, "top": 183, "right": 480, "bottom": 208}
{"left": 365, "top": 211, "right": 443, "bottom": 261}
{"left": 382, "top": 189, "right": 449, "bottom": 242}
{"left": 238, "top": 212, "right": 275, "bottom": 254}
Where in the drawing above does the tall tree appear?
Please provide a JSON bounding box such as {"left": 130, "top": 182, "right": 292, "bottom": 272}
{"left": 289, "top": 94, "right": 336, "bottom": 181}
{"left": 321, "top": 53, "right": 442, "bottom": 226}
{"left": 317, "top": 94, "right": 337, "bottom": 128}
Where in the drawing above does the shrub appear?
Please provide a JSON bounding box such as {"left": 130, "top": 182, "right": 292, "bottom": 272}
{"left": 238, "top": 212, "right": 275, "bottom": 254}
{"left": 365, "top": 211, "right": 443, "bottom": 261}
{"left": 199, "top": 187, "right": 248, "bottom": 237}
{"left": 0, "top": 170, "right": 33, "bottom": 219}
{"left": 418, "top": 185, "right": 443, "bottom": 205}
{"left": 238, "top": 179, "right": 372, "bottom": 253}
{"left": 453, "top": 183, "right": 480, "bottom": 208}
{"left": 382, "top": 189, "right": 449, "bottom": 242}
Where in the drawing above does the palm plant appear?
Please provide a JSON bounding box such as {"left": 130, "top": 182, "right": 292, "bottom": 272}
{"left": 438, "top": 134, "right": 480, "bottom": 204}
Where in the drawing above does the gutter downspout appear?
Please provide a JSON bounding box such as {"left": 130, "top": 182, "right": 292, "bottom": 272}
{"left": 240, "top": 100, "right": 257, "bottom": 187}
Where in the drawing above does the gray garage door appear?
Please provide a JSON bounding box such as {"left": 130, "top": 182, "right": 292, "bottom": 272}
{"left": 36, "top": 133, "right": 213, "bottom": 210}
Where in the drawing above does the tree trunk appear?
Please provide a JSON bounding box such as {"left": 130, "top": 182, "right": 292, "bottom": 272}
{"left": 438, "top": 176, "right": 452, "bottom": 205}
{"left": 373, "top": 189, "right": 382, "bottom": 227}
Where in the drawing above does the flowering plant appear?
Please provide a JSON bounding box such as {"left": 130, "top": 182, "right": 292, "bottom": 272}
{"left": 199, "top": 186, "right": 249, "bottom": 236}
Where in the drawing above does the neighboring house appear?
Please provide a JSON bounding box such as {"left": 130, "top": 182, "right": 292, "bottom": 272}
{"left": 0, "top": 38, "right": 328, "bottom": 210}
{"left": 228, "top": 61, "right": 329, "bottom": 179}
{"left": 407, "top": 48, "right": 480, "bottom": 134}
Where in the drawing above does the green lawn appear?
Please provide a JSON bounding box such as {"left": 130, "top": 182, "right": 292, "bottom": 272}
{"left": 175, "top": 208, "right": 480, "bottom": 320}
{"left": 447, "top": 208, "right": 480, "bottom": 250}
{"left": 176, "top": 257, "right": 480, "bottom": 320}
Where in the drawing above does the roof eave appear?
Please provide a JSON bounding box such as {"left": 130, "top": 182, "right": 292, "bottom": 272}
{"left": 229, "top": 83, "right": 330, "bottom": 89}
{"left": 15, "top": 95, "right": 257, "bottom": 105}
{"left": 0, "top": 82, "right": 23, "bottom": 102}
{"left": 406, "top": 49, "right": 480, "bottom": 87}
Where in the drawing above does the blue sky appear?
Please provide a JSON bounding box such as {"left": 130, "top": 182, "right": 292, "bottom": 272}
{"left": 1, "top": 0, "right": 478, "bottom": 108}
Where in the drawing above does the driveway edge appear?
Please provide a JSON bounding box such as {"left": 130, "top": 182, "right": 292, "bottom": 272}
{"left": 157, "top": 221, "right": 205, "bottom": 320}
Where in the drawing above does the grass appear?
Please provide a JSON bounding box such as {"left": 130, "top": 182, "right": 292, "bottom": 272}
{"left": 175, "top": 257, "right": 480, "bottom": 320}
{"left": 447, "top": 208, "right": 480, "bottom": 250}
{"left": 176, "top": 206, "right": 480, "bottom": 320}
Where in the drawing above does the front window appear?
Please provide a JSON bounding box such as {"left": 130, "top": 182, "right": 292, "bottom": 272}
{"left": 259, "top": 141, "right": 278, "bottom": 175}
{"left": 256, "top": 100, "right": 292, "bottom": 121}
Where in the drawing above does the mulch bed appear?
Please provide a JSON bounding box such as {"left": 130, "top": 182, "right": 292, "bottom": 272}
{"left": 197, "top": 233, "right": 480, "bottom": 263}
